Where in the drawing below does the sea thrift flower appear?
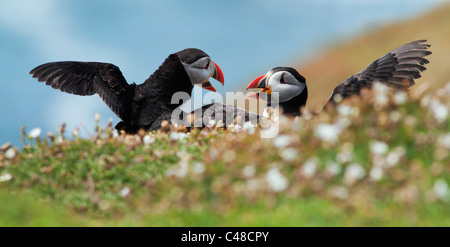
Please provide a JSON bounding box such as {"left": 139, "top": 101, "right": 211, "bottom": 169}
{"left": 170, "top": 132, "right": 188, "bottom": 141}
{"left": 143, "top": 135, "right": 154, "bottom": 144}
{"left": 437, "top": 133, "right": 450, "bottom": 149}
{"left": 370, "top": 141, "right": 388, "bottom": 155}
{"left": 192, "top": 162, "right": 206, "bottom": 174}
{"left": 119, "top": 186, "right": 130, "bottom": 197}
{"left": 433, "top": 179, "right": 449, "bottom": 201}
{"left": 273, "top": 135, "right": 291, "bottom": 148}
{"left": 0, "top": 173, "right": 12, "bottom": 182}
{"left": 394, "top": 91, "right": 407, "bottom": 104}
{"left": 242, "top": 165, "right": 256, "bottom": 178}
{"left": 325, "top": 161, "right": 341, "bottom": 177}
{"left": 28, "top": 128, "right": 41, "bottom": 139}
{"left": 280, "top": 148, "right": 298, "bottom": 162}
{"left": 314, "top": 123, "right": 342, "bottom": 143}
{"left": 5, "top": 149, "right": 16, "bottom": 159}
{"left": 386, "top": 146, "right": 406, "bottom": 166}
{"left": 302, "top": 158, "right": 318, "bottom": 178}
{"left": 266, "top": 168, "right": 288, "bottom": 192}
{"left": 344, "top": 163, "right": 366, "bottom": 184}
{"left": 329, "top": 186, "right": 349, "bottom": 200}
{"left": 369, "top": 167, "right": 383, "bottom": 181}
{"left": 95, "top": 113, "right": 100, "bottom": 122}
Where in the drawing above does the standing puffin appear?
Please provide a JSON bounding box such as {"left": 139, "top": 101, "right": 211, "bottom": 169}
{"left": 30, "top": 48, "right": 225, "bottom": 133}
{"left": 247, "top": 40, "right": 431, "bottom": 116}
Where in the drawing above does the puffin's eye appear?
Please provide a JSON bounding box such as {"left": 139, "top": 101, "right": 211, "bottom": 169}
{"left": 280, "top": 74, "right": 286, "bottom": 84}
{"left": 204, "top": 60, "right": 210, "bottom": 70}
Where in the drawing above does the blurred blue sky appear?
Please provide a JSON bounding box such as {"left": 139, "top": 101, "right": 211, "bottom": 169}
{"left": 0, "top": 0, "right": 444, "bottom": 146}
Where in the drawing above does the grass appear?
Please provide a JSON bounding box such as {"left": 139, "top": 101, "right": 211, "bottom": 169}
{"left": 1, "top": 83, "right": 449, "bottom": 226}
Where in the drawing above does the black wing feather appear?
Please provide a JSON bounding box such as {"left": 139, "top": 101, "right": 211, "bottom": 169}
{"left": 326, "top": 40, "right": 431, "bottom": 106}
{"left": 30, "top": 61, "right": 132, "bottom": 120}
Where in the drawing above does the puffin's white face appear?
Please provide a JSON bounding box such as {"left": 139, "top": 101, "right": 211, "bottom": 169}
{"left": 266, "top": 71, "right": 305, "bottom": 102}
{"left": 182, "top": 57, "right": 224, "bottom": 91}
{"left": 247, "top": 69, "right": 305, "bottom": 102}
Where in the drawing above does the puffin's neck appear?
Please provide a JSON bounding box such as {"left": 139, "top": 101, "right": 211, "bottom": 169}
{"left": 137, "top": 54, "right": 193, "bottom": 107}
{"left": 274, "top": 87, "right": 308, "bottom": 116}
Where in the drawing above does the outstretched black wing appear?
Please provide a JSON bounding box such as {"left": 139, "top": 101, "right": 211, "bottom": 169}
{"left": 326, "top": 40, "right": 431, "bottom": 106}
{"left": 30, "top": 62, "right": 133, "bottom": 120}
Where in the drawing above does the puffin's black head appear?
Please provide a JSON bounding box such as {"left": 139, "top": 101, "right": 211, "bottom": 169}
{"left": 246, "top": 67, "right": 306, "bottom": 103}
{"left": 176, "top": 48, "right": 224, "bottom": 92}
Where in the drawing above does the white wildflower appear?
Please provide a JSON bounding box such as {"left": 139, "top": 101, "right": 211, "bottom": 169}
{"left": 344, "top": 163, "right": 366, "bottom": 183}
{"left": 119, "top": 186, "right": 130, "bottom": 197}
{"left": 373, "top": 82, "right": 389, "bottom": 106}
{"left": 143, "top": 135, "right": 154, "bottom": 145}
{"left": 337, "top": 151, "right": 352, "bottom": 164}
{"left": 72, "top": 127, "right": 79, "bottom": 137}
{"left": 325, "top": 161, "right": 341, "bottom": 176}
{"left": 337, "top": 105, "right": 353, "bottom": 116}
{"left": 242, "top": 165, "right": 256, "bottom": 178}
{"left": 242, "top": 121, "right": 256, "bottom": 135}
{"left": 432, "top": 103, "right": 448, "bottom": 122}
{"left": 394, "top": 92, "right": 407, "bottom": 105}
{"left": 246, "top": 179, "right": 259, "bottom": 191}
{"left": 166, "top": 159, "right": 189, "bottom": 178}
{"left": 280, "top": 148, "right": 298, "bottom": 162}
{"left": 112, "top": 130, "right": 119, "bottom": 138}
{"left": 314, "top": 123, "right": 342, "bottom": 143}
{"left": 426, "top": 98, "right": 448, "bottom": 123}
{"left": 208, "top": 119, "right": 216, "bottom": 127}
{"left": 56, "top": 136, "right": 64, "bottom": 144}
{"left": 369, "top": 167, "right": 383, "bottom": 181}
{"left": 329, "top": 186, "right": 349, "bottom": 200}
{"left": 433, "top": 179, "right": 449, "bottom": 201}
{"left": 192, "top": 162, "right": 205, "bottom": 174}
{"left": 437, "top": 133, "right": 450, "bottom": 149}
{"left": 28, "top": 128, "right": 41, "bottom": 139}
{"left": 5, "top": 149, "right": 16, "bottom": 159}
{"left": 389, "top": 111, "right": 402, "bottom": 122}
{"left": 302, "top": 158, "right": 317, "bottom": 178}
{"left": 0, "top": 173, "right": 12, "bottom": 182}
{"left": 260, "top": 121, "right": 279, "bottom": 138}
{"left": 370, "top": 141, "right": 389, "bottom": 155}
{"left": 386, "top": 146, "right": 406, "bottom": 166}
{"left": 170, "top": 132, "right": 188, "bottom": 141}
{"left": 94, "top": 113, "right": 100, "bottom": 122}
{"left": 273, "top": 135, "right": 291, "bottom": 148}
{"left": 266, "top": 168, "right": 288, "bottom": 192}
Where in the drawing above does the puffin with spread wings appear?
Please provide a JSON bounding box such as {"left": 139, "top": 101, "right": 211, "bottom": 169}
{"left": 246, "top": 40, "right": 431, "bottom": 116}
{"left": 30, "top": 48, "right": 225, "bottom": 133}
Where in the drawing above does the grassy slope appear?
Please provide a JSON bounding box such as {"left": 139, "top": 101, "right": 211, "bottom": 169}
{"left": 298, "top": 4, "right": 450, "bottom": 112}
{"left": 1, "top": 85, "right": 449, "bottom": 226}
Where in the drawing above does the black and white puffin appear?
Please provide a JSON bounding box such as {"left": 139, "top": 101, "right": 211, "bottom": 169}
{"left": 30, "top": 48, "right": 225, "bottom": 133}
{"left": 246, "top": 40, "right": 431, "bottom": 116}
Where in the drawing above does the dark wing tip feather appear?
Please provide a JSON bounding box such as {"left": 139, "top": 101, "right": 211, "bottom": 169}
{"left": 29, "top": 61, "right": 131, "bottom": 120}
{"left": 325, "top": 40, "right": 431, "bottom": 108}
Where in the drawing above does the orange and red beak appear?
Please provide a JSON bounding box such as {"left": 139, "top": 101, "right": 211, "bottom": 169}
{"left": 246, "top": 75, "right": 267, "bottom": 90}
{"left": 213, "top": 61, "right": 224, "bottom": 86}
{"left": 201, "top": 61, "right": 224, "bottom": 92}
{"left": 246, "top": 75, "right": 269, "bottom": 99}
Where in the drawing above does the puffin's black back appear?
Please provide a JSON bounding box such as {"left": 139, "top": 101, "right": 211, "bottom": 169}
{"left": 125, "top": 53, "right": 194, "bottom": 131}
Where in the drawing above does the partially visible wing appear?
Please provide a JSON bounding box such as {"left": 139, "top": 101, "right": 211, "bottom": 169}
{"left": 30, "top": 62, "right": 133, "bottom": 120}
{"left": 325, "top": 40, "right": 431, "bottom": 106}
{"left": 161, "top": 102, "right": 261, "bottom": 130}
{"left": 199, "top": 102, "right": 261, "bottom": 127}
